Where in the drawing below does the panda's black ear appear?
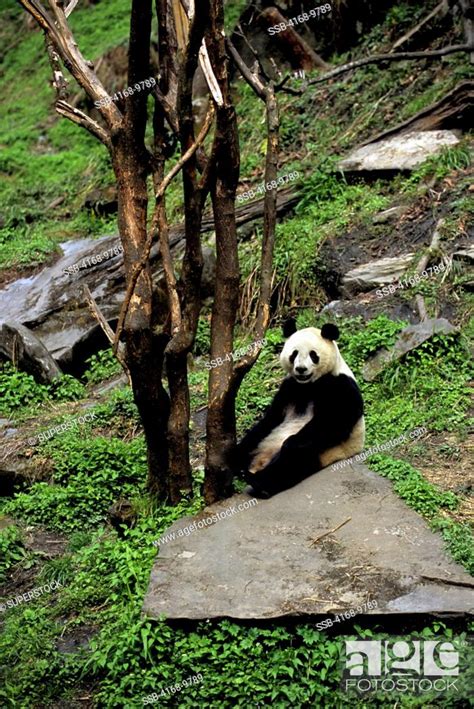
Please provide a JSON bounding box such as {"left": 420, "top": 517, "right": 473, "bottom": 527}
{"left": 321, "top": 323, "right": 339, "bottom": 341}
{"left": 282, "top": 317, "right": 297, "bottom": 338}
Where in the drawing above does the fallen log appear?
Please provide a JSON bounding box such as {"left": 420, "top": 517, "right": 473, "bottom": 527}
{"left": 360, "top": 81, "right": 474, "bottom": 146}
{"left": 0, "top": 188, "right": 299, "bottom": 374}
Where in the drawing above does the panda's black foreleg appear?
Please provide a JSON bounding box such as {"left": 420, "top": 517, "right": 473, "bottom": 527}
{"left": 246, "top": 442, "right": 319, "bottom": 497}
{"left": 230, "top": 390, "right": 288, "bottom": 477}
{"left": 248, "top": 414, "right": 363, "bottom": 496}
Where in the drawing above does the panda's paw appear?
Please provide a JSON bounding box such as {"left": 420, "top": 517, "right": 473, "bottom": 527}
{"left": 243, "top": 471, "right": 272, "bottom": 499}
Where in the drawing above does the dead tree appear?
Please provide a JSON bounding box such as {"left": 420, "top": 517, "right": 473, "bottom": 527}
{"left": 18, "top": 0, "right": 219, "bottom": 503}
{"left": 203, "top": 31, "right": 280, "bottom": 503}
{"left": 19, "top": 2, "right": 472, "bottom": 507}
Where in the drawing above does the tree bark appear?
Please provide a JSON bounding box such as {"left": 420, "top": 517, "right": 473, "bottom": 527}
{"left": 162, "top": 0, "right": 212, "bottom": 502}
{"left": 112, "top": 0, "right": 171, "bottom": 500}
{"left": 204, "top": 0, "right": 241, "bottom": 504}
{"left": 113, "top": 137, "right": 171, "bottom": 500}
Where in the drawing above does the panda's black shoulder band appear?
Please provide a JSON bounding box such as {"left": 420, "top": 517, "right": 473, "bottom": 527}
{"left": 321, "top": 323, "right": 339, "bottom": 341}
{"left": 282, "top": 317, "right": 297, "bottom": 338}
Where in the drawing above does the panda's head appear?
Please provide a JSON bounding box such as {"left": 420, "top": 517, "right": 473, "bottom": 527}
{"left": 280, "top": 319, "right": 343, "bottom": 384}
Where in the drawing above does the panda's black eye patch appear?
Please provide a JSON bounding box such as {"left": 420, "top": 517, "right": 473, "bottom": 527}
{"left": 310, "top": 350, "right": 319, "bottom": 364}
{"left": 289, "top": 350, "right": 298, "bottom": 364}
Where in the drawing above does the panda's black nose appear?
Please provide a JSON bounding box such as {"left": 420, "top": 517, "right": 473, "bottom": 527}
{"left": 295, "top": 366, "right": 307, "bottom": 374}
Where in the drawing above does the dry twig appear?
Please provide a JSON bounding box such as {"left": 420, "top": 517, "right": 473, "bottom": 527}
{"left": 414, "top": 218, "right": 444, "bottom": 321}
{"left": 310, "top": 517, "right": 352, "bottom": 546}
{"left": 392, "top": 1, "right": 449, "bottom": 51}
{"left": 276, "top": 44, "right": 473, "bottom": 94}
{"left": 83, "top": 285, "right": 131, "bottom": 384}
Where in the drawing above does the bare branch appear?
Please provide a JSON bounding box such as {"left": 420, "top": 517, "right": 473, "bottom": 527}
{"left": 19, "top": 0, "right": 122, "bottom": 129}
{"left": 55, "top": 100, "right": 112, "bottom": 148}
{"left": 64, "top": 0, "right": 79, "bottom": 18}
{"left": 226, "top": 38, "right": 279, "bottom": 378}
{"left": 18, "top": 0, "right": 55, "bottom": 33}
{"left": 226, "top": 37, "right": 265, "bottom": 98}
{"left": 156, "top": 105, "right": 214, "bottom": 198}
{"left": 414, "top": 218, "right": 444, "bottom": 322}
{"left": 310, "top": 517, "right": 352, "bottom": 546}
{"left": 276, "top": 44, "right": 474, "bottom": 94}
{"left": 45, "top": 36, "right": 69, "bottom": 100}
{"left": 392, "top": 1, "right": 448, "bottom": 50}
{"left": 83, "top": 285, "right": 131, "bottom": 384}
{"left": 199, "top": 41, "right": 224, "bottom": 106}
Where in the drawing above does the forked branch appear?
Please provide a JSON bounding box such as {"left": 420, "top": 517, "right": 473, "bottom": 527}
{"left": 19, "top": 0, "right": 122, "bottom": 130}
{"left": 113, "top": 105, "right": 216, "bottom": 352}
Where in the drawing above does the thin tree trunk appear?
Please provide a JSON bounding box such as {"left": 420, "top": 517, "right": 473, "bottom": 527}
{"left": 163, "top": 0, "right": 211, "bottom": 502}
{"left": 116, "top": 0, "right": 170, "bottom": 500}
{"left": 113, "top": 134, "right": 171, "bottom": 499}
{"left": 204, "top": 0, "right": 240, "bottom": 504}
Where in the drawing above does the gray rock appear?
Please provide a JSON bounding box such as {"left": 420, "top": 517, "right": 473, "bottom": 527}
{"left": 372, "top": 206, "right": 405, "bottom": 224}
{"left": 363, "top": 318, "right": 457, "bottom": 381}
{"left": 0, "top": 234, "right": 125, "bottom": 369}
{"left": 200, "top": 246, "right": 216, "bottom": 298}
{"left": 453, "top": 246, "right": 474, "bottom": 262}
{"left": 0, "top": 191, "right": 297, "bottom": 372}
{"left": 338, "top": 130, "right": 460, "bottom": 173}
{"left": 142, "top": 462, "right": 473, "bottom": 620}
{"left": 0, "top": 321, "right": 63, "bottom": 383}
{"left": 342, "top": 253, "right": 415, "bottom": 293}
{"left": 320, "top": 300, "right": 342, "bottom": 313}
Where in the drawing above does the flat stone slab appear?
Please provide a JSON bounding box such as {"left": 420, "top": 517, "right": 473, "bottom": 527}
{"left": 338, "top": 130, "right": 459, "bottom": 172}
{"left": 143, "top": 463, "right": 474, "bottom": 620}
{"left": 342, "top": 253, "right": 415, "bottom": 293}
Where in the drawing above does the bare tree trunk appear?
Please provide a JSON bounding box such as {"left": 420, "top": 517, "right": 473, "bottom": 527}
{"left": 19, "top": 0, "right": 233, "bottom": 506}
{"left": 204, "top": 0, "right": 241, "bottom": 504}
{"left": 162, "top": 1, "right": 212, "bottom": 502}
{"left": 113, "top": 0, "right": 170, "bottom": 500}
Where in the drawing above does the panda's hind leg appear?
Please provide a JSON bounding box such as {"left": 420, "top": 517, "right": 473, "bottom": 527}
{"left": 248, "top": 449, "right": 275, "bottom": 474}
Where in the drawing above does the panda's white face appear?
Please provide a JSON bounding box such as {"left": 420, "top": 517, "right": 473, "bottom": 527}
{"left": 280, "top": 328, "right": 338, "bottom": 384}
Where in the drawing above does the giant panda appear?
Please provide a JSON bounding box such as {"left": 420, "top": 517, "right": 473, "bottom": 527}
{"left": 232, "top": 319, "right": 365, "bottom": 497}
